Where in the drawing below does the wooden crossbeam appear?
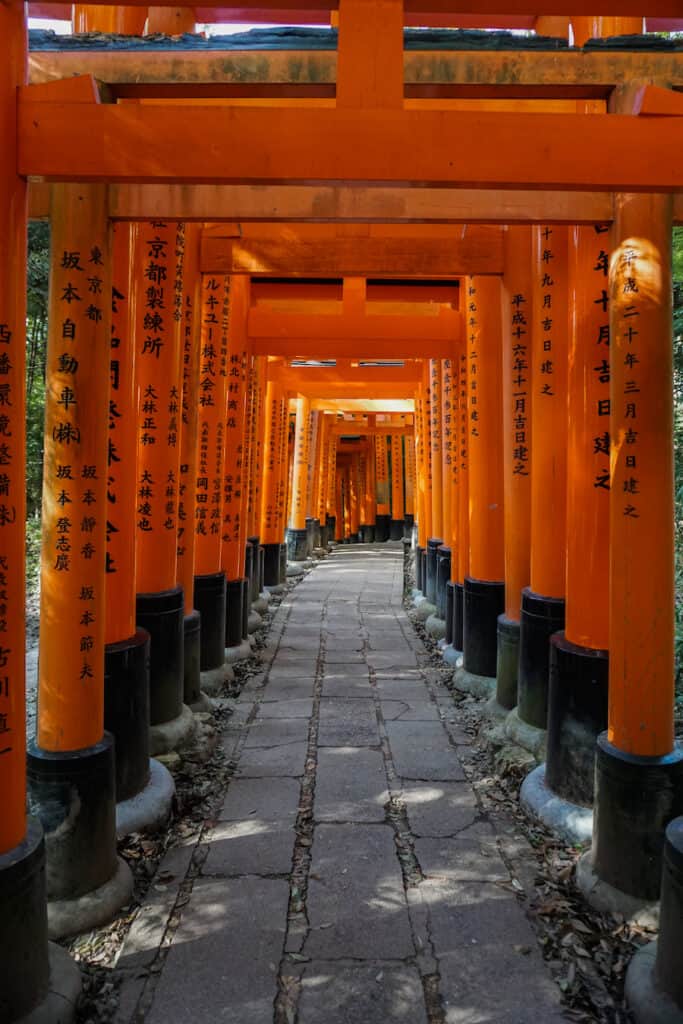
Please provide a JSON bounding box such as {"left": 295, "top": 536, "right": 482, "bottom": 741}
{"left": 200, "top": 225, "right": 503, "bottom": 276}
{"left": 251, "top": 336, "right": 456, "bottom": 359}
{"left": 33, "top": 0, "right": 681, "bottom": 13}
{"left": 19, "top": 99, "right": 683, "bottom": 190}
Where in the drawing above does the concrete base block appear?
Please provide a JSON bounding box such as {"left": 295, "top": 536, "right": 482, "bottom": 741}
{"left": 224, "top": 639, "right": 252, "bottom": 665}
{"left": 16, "top": 942, "right": 82, "bottom": 1024}
{"left": 149, "top": 703, "right": 196, "bottom": 758}
{"left": 520, "top": 763, "right": 593, "bottom": 846}
{"left": 190, "top": 691, "right": 214, "bottom": 713}
{"left": 482, "top": 696, "right": 509, "bottom": 722}
{"left": 47, "top": 856, "right": 133, "bottom": 940}
{"left": 115, "top": 758, "right": 175, "bottom": 839}
{"left": 247, "top": 610, "right": 262, "bottom": 633}
{"left": 576, "top": 851, "right": 660, "bottom": 927}
{"left": 252, "top": 592, "right": 270, "bottom": 614}
{"left": 265, "top": 583, "right": 286, "bottom": 595}
{"left": 425, "top": 614, "right": 447, "bottom": 639}
{"left": 453, "top": 666, "right": 496, "bottom": 699}
{"left": 504, "top": 706, "right": 547, "bottom": 760}
{"left": 414, "top": 599, "right": 437, "bottom": 622}
{"left": 441, "top": 644, "right": 463, "bottom": 668}
{"left": 626, "top": 942, "right": 683, "bottom": 1024}
{"left": 200, "top": 662, "right": 234, "bottom": 696}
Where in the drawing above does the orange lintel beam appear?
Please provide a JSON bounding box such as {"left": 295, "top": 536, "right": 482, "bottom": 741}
{"left": 18, "top": 101, "right": 683, "bottom": 192}
{"left": 50, "top": 0, "right": 682, "bottom": 14}
{"left": 253, "top": 337, "right": 455, "bottom": 360}
{"left": 633, "top": 84, "right": 683, "bottom": 117}
{"left": 271, "top": 365, "right": 423, "bottom": 386}
{"left": 200, "top": 231, "right": 502, "bottom": 278}
{"left": 249, "top": 307, "right": 460, "bottom": 342}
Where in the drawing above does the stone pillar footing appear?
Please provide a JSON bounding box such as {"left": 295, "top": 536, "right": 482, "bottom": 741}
{"left": 625, "top": 818, "right": 683, "bottom": 1022}
{"left": 520, "top": 763, "right": 593, "bottom": 846}
{"left": 576, "top": 852, "right": 659, "bottom": 928}
{"left": 441, "top": 644, "right": 462, "bottom": 668}
{"left": 580, "top": 733, "right": 683, "bottom": 906}
{"left": 149, "top": 703, "right": 196, "bottom": 758}
{"left": 425, "top": 614, "right": 447, "bottom": 640}
{"left": 503, "top": 706, "right": 547, "bottom": 761}
{"left": 136, "top": 585, "right": 185, "bottom": 727}
{"left": 463, "top": 576, "right": 505, "bottom": 678}
{"left": 104, "top": 628, "right": 150, "bottom": 803}
{"left": 453, "top": 665, "right": 496, "bottom": 699}
{"left": 17, "top": 942, "right": 82, "bottom": 1023}
{"left": 546, "top": 632, "right": 608, "bottom": 807}
{"left": 27, "top": 734, "right": 132, "bottom": 938}
{"left": 225, "top": 639, "right": 253, "bottom": 665}
{"left": 200, "top": 662, "right": 234, "bottom": 696}
{"left": 115, "top": 758, "right": 175, "bottom": 840}
{"left": 495, "top": 615, "right": 520, "bottom": 713}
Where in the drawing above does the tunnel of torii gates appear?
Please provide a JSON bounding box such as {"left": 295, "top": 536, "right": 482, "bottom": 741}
{"left": 3, "top": 0, "right": 683, "bottom": 1020}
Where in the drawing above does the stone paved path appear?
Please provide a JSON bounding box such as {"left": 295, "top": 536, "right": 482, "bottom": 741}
{"left": 116, "top": 545, "right": 566, "bottom": 1024}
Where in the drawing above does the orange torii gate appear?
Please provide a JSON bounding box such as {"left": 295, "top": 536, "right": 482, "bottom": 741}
{"left": 2, "top": 2, "right": 683, "bottom": 1022}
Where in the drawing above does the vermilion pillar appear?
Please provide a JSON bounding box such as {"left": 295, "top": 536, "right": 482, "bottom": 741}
{"left": 261, "top": 378, "right": 285, "bottom": 585}
{"left": 306, "top": 409, "right": 322, "bottom": 549}
{"left": 245, "top": 355, "right": 266, "bottom": 615}
{"left": 103, "top": 222, "right": 154, "bottom": 811}
{"left": 349, "top": 452, "right": 361, "bottom": 542}
{"left": 28, "top": 185, "right": 133, "bottom": 936}
{"left": 453, "top": 344, "right": 470, "bottom": 652}
{"left": 423, "top": 359, "right": 444, "bottom": 606}
{"left": 72, "top": 5, "right": 148, "bottom": 31}
{"left": 0, "top": 9, "right": 78, "bottom": 1016}
{"left": 390, "top": 433, "right": 405, "bottom": 540}
{"left": 146, "top": 7, "right": 196, "bottom": 32}
{"left": 287, "top": 394, "right": 312, "bottom": 561}
{"left": 461, "top": 277, "right": 505, "bottom": 686}
{"left": 221, "top": 276, "right": 251, "bottom": 653}
{"left": 443, "top": 354, "right": 459, "bottom": 649}
{"left": 514, "top": 226, "right": 569, "bottom": 743}
{"left": 193, "top": 274, "right": 231, "bottom": 693}
{"left": 375, "top": 429, "right": 391, "bottom": 542}
{"left": 414, "top": 380, "right": 429, "bottom": 593}
{"left": 496, "top": 227, "right": 533, "bottom": 710}
{"left": 326, "top": 422, "right": 338, "bottom": 543}
{"left": 133, "top": 223, "right": 192, "bottom": 750}
{"left": 542, "top": 224, "right": 611, "bottom": 817}
{"left": 404, "top": 427, "right": 416, "bottom": 531}
{"left": 434, "top": 359, "right": 454, "bottom": 626}
{"left": 571, "top": 15, "right": 642, "bottom": 46}
{"left": 176, "top": 224, "right": 203, "bottom": 704}
{"left": 579, "top": 195, "right": 683, "bottom": 909}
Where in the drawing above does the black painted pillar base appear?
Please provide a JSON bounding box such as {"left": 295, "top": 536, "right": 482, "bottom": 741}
{"left": 27, "top": 734, "right": 120, "bottom": 905}
{"left": 425, "top": 538, "right": 443, "bottom": 604}
{"left": 326, "top": 515, "right": 336, "bottom": 545}
{"left": 311, "top": 517, "right": 322, "bottom": 549}
{"left": 319, "top": 520, "right": 329, "bottom": 549}
{"left": 136, "top": 585, "right": 184, "bottom": 727}
{"left": 263, "top": 543, "right": 282, "bottom": 587}
{"left": 194, "top": 572, "right": 226, "bottom": 672}
{"left": 655, "top": 818, "right": 683, "bottom": 1007}
{"left": 518, "top": 588, "right": 565, "bottom": 731}
{"left": 0, "top": 820, "right": 51, "bottom": 1021}
{"left": 247, "top": 536, "right": 260, "bottom": 603}
{"left": 546, "top": 632, "right": 608, "bottom": 807}
{"left": 590, "top": 734, "right": 683, "bottom": 902}
{"left": 404, "top": 513, "right": 415, "bottom": 539}
{"left": 104, "top": 628, "right": 151, "bottom": 802}
{"left": 241, "top": 572, "right": 250, "bottom": 640}
{"left": 360, "top": 524, "right": 375, "bottom": 543}
{"left": 445, "top": 581, "right": 455, "bottom": 646}
{"left": 279, "top": 543, "right": 288, "bottom": 583}
{"left": 375, "top": 514, "right": 391, "bottom": 543}
{"left": 348, "top": 532, "right": 360, "bottom": 544}
{"left": 305, "top": 517, "right": 314, "bottom": 555}
{"left": 183, "top": 610, "right": 201, "bottom": 707}
{"left": 436, "top": 546, "right": 451, "bottom": 619}
{"left": 225, "top": 577, "right": 245, "bottom": 648}
{"left": 495, "top": 615, "right": 520, "bottom": 712}
{"left": 258, "top": 544, "right": 265, "bottom": 591}
{"left": 390, "top": 518, "right": 405, "bottom": 541}
{"left": 453, "top": 581, "right": 464, "bottom": 652}
{"left": 463, "top": 577, "right": 505, "bottom": 678}
{"left": 415, "top": 545, "right": 425, "bottom": 592}
{"left": 286, "top": 527, "right": 308, "bottom": 561}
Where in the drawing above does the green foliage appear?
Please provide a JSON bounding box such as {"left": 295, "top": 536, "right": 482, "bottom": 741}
{"left": 26, "top": 221, "right": 50, "bottom": 520}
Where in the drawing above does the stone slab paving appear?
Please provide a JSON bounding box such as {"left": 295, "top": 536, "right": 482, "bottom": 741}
{"left": 116, "top": 545, "right": 567, "bottom": 1024}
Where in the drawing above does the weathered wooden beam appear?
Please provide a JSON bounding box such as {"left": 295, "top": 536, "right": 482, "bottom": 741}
{"left": 251, "top": 336, "right": 456, "bottom": 359}
{"left": 27, "top": 48, "right": 683, "bottom": 92}
{"left": 27, "top": 0, "right": 681, "bottom": 12}
{"left": 19, "top": 100, "right": 683, "bottom": 190}
{"left": 311, "top": 398, "right": 415, "bottom": 413}
{"left": 201, "top": 227, "right": 503, "bottom": 276}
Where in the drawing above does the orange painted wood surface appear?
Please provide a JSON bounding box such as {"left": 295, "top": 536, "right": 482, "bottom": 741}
{"left": 18, "top": 102, "right": 683, "bottom": 191}
{"left": 608, "top": 195, "right": 675, "bottom": 758}
{"left": 220, "top": 276, "right": 251, "bottom": 580}
{"left": 0, "top": 0, "right": 27, "bottom": 854}
{"left": 38, "top": 185, "right": 111, "bottom": 753}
